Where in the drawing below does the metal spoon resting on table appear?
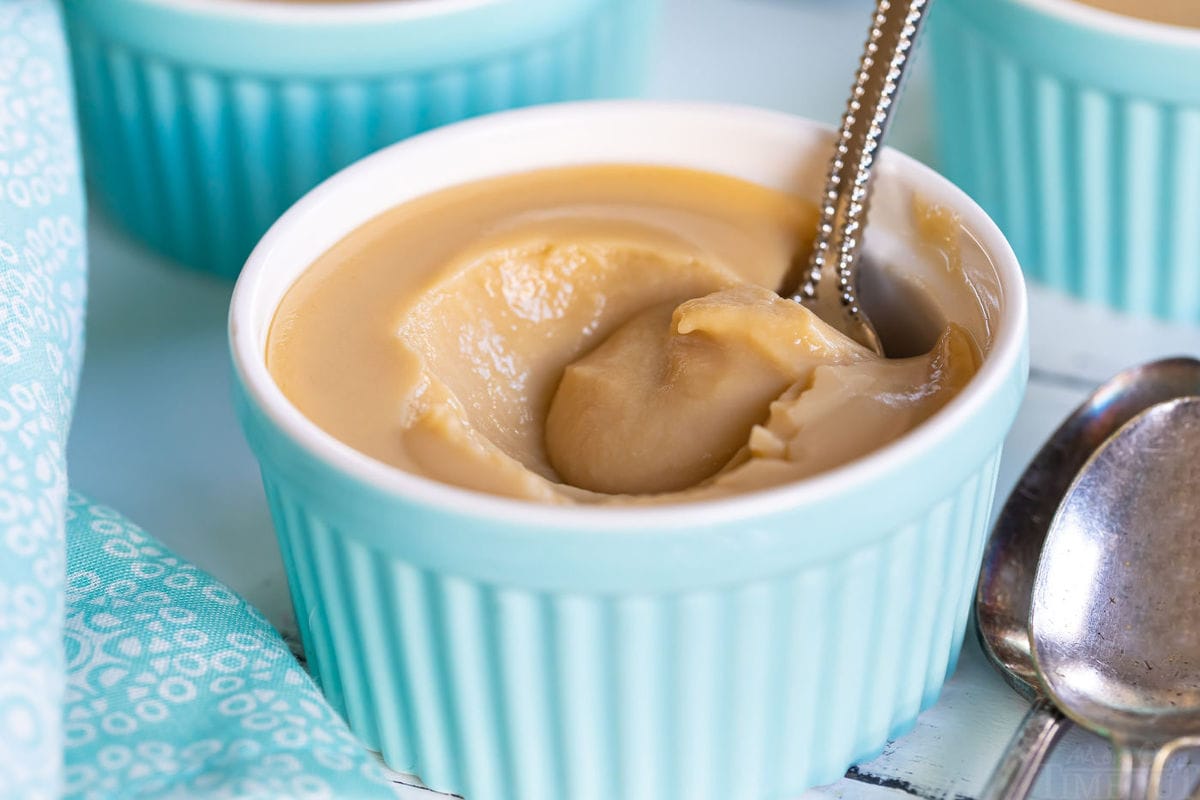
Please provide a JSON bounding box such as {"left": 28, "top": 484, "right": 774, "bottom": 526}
{"left": 975, "top": 358, "right": 1200, "bottom": 800}
{"left": 783, "top": 0, "right": 931, "bottom": 355}
{"left": 1032, "top": 396, "right": 1200, "bottom": 800}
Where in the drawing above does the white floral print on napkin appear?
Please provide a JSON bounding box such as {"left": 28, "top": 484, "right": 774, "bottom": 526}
{"left": 62, "top": 494, "right": 396, "bottom": 799}
{"left": 0, "top": 1, "right": 87, "bottom": 798}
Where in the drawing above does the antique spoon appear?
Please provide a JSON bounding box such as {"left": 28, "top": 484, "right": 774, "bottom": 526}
{"left": 786, "top": 0, "right": 931, "bottom": 355}
{"left": 976, "top": 358, "right": 1200, "bottom": 800}
{"left": 1031, "top": 397, "right": 1200, "bottom": 800}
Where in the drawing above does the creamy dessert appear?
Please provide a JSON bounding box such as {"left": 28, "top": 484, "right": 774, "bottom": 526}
{"left": 267, "top": 165, "right": 981, "bottom": 504}
{"left": 1073, "top": 0, "right": 1200, "bottom": 27}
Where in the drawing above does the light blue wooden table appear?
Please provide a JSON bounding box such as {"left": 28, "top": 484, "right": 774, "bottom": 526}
{"left": 66, "top": 0, "right": 1200, "bottom": 797}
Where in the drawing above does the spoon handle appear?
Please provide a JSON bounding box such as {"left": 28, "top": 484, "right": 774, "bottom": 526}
{"left": 980, "top": 696, "right": 1070, "bottom": 800}
{"left": 801, "top": 0, "right": 930, "bottom": 315}
{"left": 1114, "top": 743, "right": 1160, "bottom": 800}
{"left": 1155, "top": 737, "right": 1200, "bottom": 800}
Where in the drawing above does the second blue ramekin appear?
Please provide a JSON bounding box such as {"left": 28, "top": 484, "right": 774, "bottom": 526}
{"left": 230, "top": 102, "right": 1029, "bottom": 800}
{"left": 930, "top": 0, "right": 1200, "bottom": 322}
{"left": 62, "top": 0, "right": 659, "bottom": 278}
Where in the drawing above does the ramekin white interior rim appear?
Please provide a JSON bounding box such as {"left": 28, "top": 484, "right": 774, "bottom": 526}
{"left": 230, "top": 100, "right": 1028, "bottom": 531}
{"left": 1012, "top": 0, "right": 1200, "bottom": 46}
{"left": 129, "top": 0, "right": 503, "bottom": 24}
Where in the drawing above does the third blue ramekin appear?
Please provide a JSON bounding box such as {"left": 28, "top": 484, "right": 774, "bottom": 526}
{"left": 63, "top": 0, "right": 659, "bottom": 279}
{"left": 930, "top": 0, "right": 1200, "bottom": 321}
{"left": 231, "top": 102, "right": 1029, "bottom": 800}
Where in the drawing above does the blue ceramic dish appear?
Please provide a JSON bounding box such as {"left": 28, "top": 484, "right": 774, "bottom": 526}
{"left": 230, "top": 102, "right": 1029, "bottom": 800}
{"left": 930, "top": 0, "right": 1200, "bottom": 321}
{"left": 62, "top": 0, "right": 659, "bottom": 278}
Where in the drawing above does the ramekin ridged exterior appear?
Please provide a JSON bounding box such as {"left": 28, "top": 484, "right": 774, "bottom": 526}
{"left": 62, "top": 0, "right": 659, "bottom": 279}
{"left": 930, "top": 0, "right": 1200, "bottom": 321}
{"left": 230, "top": 103, "right": 1030, "bottom": 800}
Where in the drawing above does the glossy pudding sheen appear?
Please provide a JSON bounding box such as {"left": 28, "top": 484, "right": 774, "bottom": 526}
{"left": 267, "top": 165, "right": 985, "bottom": 504}
{"left": 1073, "top": 0, "right": 1200, "bottom": 27}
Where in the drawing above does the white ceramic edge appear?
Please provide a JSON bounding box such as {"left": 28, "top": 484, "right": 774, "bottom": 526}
{"left": 230, "top": 100, "right": 1029, "bottom": 532}
{"left": 116, "top": 0, "right": 503, "bottom": 24}
{"left": 1011, "top": 0, "right": 1200, "bottom": 46}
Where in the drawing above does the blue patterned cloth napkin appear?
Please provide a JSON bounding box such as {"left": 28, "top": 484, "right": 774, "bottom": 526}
{"left": 0, "top": 3, "right": 396, "bottom": 797}
{"left": 61, "top": 494, "right": 396, "bottom": 799}
{"left": 0, "top": 1, "right": 88, "bottom": 795}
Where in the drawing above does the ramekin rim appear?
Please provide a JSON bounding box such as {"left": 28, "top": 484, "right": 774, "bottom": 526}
{"left": 108, "top": 0, "right": 505, "bottom": 24}
{"left": 229, "top": 100, "right": 1029, "bottom": 532}
{"left": 1008, "top": 0, "right": 1200, "bottom": 45}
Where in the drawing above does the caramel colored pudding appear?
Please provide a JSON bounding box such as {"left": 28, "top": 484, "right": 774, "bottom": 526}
{"left": 267, "top": 166, "right": 980, "bottom": 504}
{"left": 1073, "top": 0, "right": 1200, "bottom": 27}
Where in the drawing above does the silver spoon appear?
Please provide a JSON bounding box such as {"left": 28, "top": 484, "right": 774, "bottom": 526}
{"left": 977, "top": 358, "right": 1200, "bottom": 800}
{"left": 786, "top": 0, "right": 931, "bottom": 355}
{"left": 1032, "top": 396, "right": 1200, "bottom": 799}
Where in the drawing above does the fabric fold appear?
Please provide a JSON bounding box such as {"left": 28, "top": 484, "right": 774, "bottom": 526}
{"left": 0, "top": 1, "right": 88, "bottom": 797}
{"left": 62, "top": 494, "right": 395, "bottom": 799}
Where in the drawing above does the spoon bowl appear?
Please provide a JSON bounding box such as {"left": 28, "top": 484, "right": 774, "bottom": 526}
{"left": 975, "top": 357, "right": 1200, "bottom": 800}
{"left": 1032, "top": 396, "right": 1200, "bottom": 798}
{"left": 980, "top": 357, "right": 1200, "bottom": 698}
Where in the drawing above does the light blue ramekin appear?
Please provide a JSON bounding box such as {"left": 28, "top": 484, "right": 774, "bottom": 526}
{"left": 230, "top": 103, "right": 1029, "bottom": 800}
{"left": 930, "top": 0, "right": 1200, "bottom": 322}
{"left": 62, "top": 0, "right": 659, "bottom": 279}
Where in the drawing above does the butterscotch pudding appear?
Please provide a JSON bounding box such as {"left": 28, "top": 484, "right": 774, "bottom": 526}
{"left": 267, "top": 165, "right": 982, "bottom": 504}
{"left": 233, "top": 104, "right": 1029, "bottom": 800}
{"left": 1072, "top": 0, "right": 1200, "bottom": 27}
